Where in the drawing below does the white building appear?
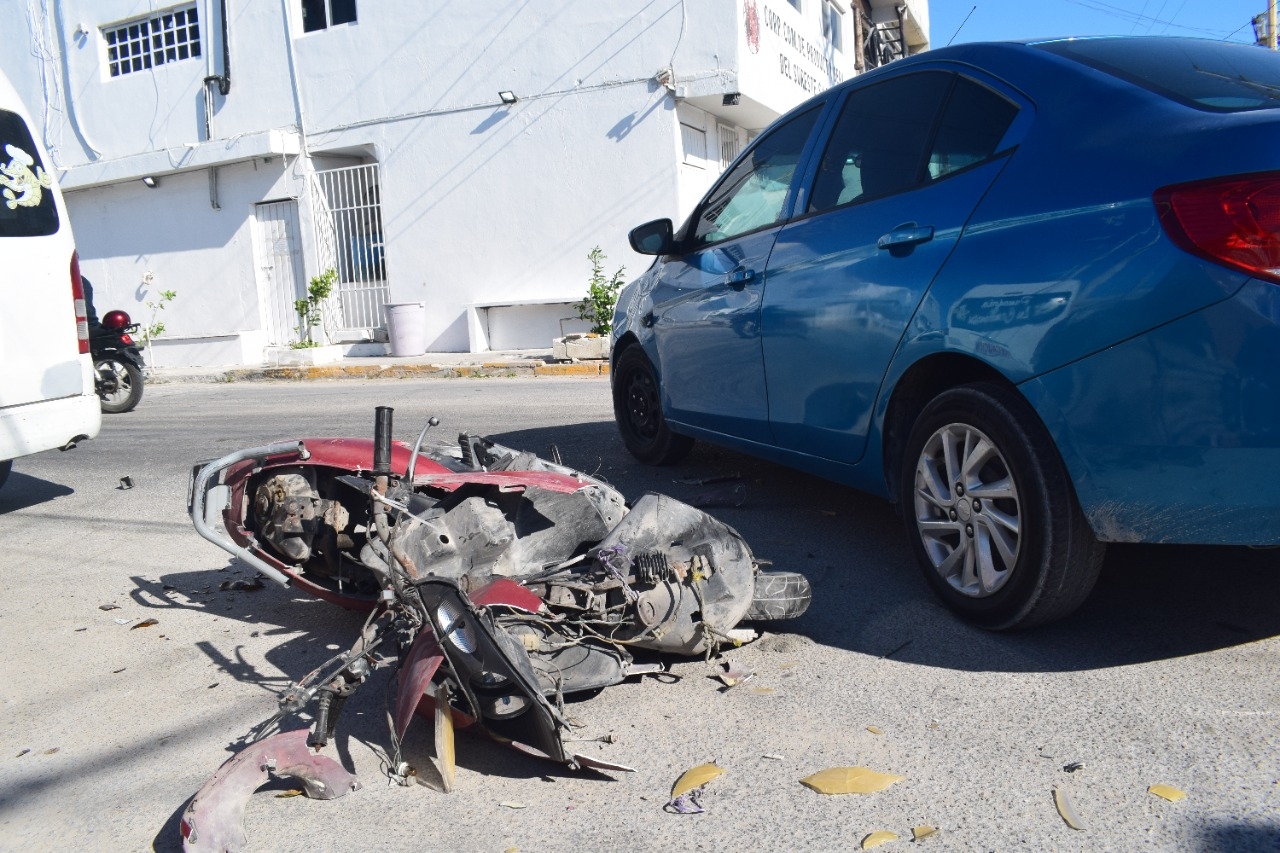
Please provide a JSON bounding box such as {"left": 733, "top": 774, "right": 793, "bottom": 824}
{"left": 6, "top": 0, "right": 928, "bottom": 366}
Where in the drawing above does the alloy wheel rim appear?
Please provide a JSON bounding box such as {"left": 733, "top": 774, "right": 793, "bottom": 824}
{"left": 912, "top": 422, "right": 1021, "bottom": 598}
{"left": 100, "top": 362, "right": 132, "bottom": 406}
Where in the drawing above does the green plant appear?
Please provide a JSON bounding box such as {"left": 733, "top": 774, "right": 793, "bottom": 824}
{"left": 143, "top": 289, "right": 177, "bottom": 347}
{"left": 294, "top": 268, "right": 336, "bottom": 348}
{"left": 575, "top": 247, "right": 626, "bottom": 336}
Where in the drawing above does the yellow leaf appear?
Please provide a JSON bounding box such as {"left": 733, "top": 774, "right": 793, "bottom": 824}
{"left": 1053, "top": 785, "right": 1087, "bottom": 830}
{"left": 671, "top": 762, "right": 725, "bottom": 798}
{"left": 1148, "top": 784, "right": 1186, "bottom": 802}
{"left": 799, "top": 766, "right": 905, "bottom": 795}
{"left": 866, "top": 726, "right": 884, "bottom": 735}
{"left": 861, "top": 830, "right": 898, "bottom": 849}
{"left": 911, "top": 825, "right": 938, "bottom": 841}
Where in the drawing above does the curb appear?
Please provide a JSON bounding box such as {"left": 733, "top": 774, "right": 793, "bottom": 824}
{"left": 206, "top": 361, "right": 610, "bottom": 384}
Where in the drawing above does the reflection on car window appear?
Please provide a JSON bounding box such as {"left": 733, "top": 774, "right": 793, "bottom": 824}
{"left": 1037, "top": 37, "right": 1280, "bottom": 112}
{"left": 927, "top": 78, "right": 1019, "bottom": 180}
{"left": 809, "top": 72, "right": 951, "bottom": 213}
{"left": 0, "top": 109, "right": 59, "bottom": 238}
{"left": 691, "top": 105, "right": 823, "bottom": 248}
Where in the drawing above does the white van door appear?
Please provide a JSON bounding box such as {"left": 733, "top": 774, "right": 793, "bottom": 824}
{"left": 0, "top": 107, "right": 83, "bottom": 410}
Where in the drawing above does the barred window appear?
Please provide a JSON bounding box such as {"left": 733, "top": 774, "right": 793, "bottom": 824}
{"left": 104, "top": 5, "right": 202, "bottom": 78}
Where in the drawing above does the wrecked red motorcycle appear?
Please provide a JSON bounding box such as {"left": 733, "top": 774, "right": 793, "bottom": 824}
{"left": 181, "top": 407, "right": 810, "bottom": 852}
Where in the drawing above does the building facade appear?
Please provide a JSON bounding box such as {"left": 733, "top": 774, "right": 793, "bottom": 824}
{"left": 7, "top": 0, "right": 928, "bottom": 365}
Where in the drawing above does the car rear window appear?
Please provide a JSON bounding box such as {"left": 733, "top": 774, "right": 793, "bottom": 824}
{"left": 1036, "top": 37, "right": 1280, "bottom": 113}
{"left": 0, "top": 109, "right": 59, "bottom": 237}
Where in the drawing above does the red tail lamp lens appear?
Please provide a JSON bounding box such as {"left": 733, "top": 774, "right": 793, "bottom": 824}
{"left": 1156, "top": 172, "right": 1280, "bottom": 284}
{"left": 102, "top": 310, "right": 132, "bottom": 330}
{"left": 70, "top": 250, "right": 89, "bottom": 354}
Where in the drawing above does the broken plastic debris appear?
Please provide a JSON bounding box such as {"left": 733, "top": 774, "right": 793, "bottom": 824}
{"left": 15, "top": 748, "right": 29, "bottom": 758}
{"left": 912, "top": 825, "right": 938, "bottom": 841}
{"left": 500, "top": 802, "right": 528, "bottom": 809}
{"left": 800, "top": 767, "right": 905, "bottom": 795}
{"left": 861, "top": 831, "right": 898, "bottom": 849}
{"left": 113, "top": 668, "right": 127, "bottom": 674}
{"left": 762, "top": 754, "right": 784, "bottom": 761}
{"left": 119, "top": 476, "right": 134, "bottom": 490}
{"left": 1147, "top": 784, "right": 1186, "bottom": 802}
{"left": 717, "top": 660, "right": 753, "bottom": 688}
{"left": 274, "top": 790, "right": 303, "bottom": 798}
{"left": 131, "top": 618, "right": 159, "bottom": 630}
{"left": 663, "top": 788, "right": 705, "bottom": 815}
{"left": 98, "top": 604, "right": 120, "bottom": 611}
{"left": 1063, "top": 761, "right": 1085, "bottom": 773}
{"left": 1053, "top": 785, "right": 1087, "bottom": 830}
{"left": 671, "top": 763, "right": 724, "bottom": 799}
{"left": 866, "top": 726, "right": 884, "bottom": 735}
{"left": 114, "top": 618, "right": 129, "bottom": 625}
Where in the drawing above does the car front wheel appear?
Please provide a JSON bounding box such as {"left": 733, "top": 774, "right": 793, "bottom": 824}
{"left": 612, "top": 347, "right": 693, "bottom": 465}
{"left": 900, "top": 382, "right": 1105, "bottom": 630}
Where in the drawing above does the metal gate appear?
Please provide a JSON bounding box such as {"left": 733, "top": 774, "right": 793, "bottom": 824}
{"left": 252, "top": 200, "right": 306, "bottom": 346}
{"left": 309, "top": 163, "right": 388, "bottom": 333}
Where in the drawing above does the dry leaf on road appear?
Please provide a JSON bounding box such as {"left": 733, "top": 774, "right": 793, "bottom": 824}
{"left": 800, "top": 766, "right": 905, "bottom": 795}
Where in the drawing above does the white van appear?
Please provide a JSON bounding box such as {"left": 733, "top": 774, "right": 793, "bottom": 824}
{"left": 0, "top": 72, "right": 100, "bottom": 490}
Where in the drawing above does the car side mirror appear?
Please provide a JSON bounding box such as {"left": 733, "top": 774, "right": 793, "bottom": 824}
{"left": 629, "top": 218, "right": 675, "bottom": 255}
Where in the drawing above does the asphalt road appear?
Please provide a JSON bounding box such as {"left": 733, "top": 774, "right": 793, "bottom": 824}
{"left": 1, "top": 378, "right": 1277, "bottom": 852}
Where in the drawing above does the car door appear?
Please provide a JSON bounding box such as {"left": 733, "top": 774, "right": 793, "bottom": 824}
{"left": 761, "top": 70, "right": 1025, "bottom": 463}
{"left": 650, "top": 104, "right": 826, "bottom": 443}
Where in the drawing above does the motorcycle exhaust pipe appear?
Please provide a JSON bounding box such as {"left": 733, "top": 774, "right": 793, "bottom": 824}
{"left": 373, "top": 406, "right": 393, "bottom": 476}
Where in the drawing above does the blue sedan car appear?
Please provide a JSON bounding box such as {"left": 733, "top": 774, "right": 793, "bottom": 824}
{"left": 611, "top": 36, "right": 1280, "bottom": 630}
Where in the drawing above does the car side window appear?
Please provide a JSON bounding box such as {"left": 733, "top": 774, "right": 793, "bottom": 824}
{"left": 927, "top": 77, "right": 1019, "bottom": 180}
{"left": 690, "top": 105, "right": 823, "bottom": 248}
{"left": 809, "top": 72, "right": 952, "bottom": 213}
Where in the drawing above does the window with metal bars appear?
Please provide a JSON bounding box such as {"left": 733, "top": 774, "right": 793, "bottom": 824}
{"left": 301, "top": 0, "right": 357, "bottom": 33}
{"left": 104, "top": 5, "right": 202, "bottom": 78}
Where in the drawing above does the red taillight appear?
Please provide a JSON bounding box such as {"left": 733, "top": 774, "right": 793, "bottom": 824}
{"left": 1156, "top": 172, "right": 1280, "bottom": 284}
{"left": 120, "top": 333, "right": 134, "bottom": 346}
{"left": 70, "top": 250, "right": 89, "bottom": 354}
{"left": 102, "top": 310, "right": 131, "bottom": 330}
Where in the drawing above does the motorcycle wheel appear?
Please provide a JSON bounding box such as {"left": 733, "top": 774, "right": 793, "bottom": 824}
{"left": 743, "top": 570, "right": 812, "bottom": 620}
{"left": 97, "top": 358, "right": 144, "bottom": 414}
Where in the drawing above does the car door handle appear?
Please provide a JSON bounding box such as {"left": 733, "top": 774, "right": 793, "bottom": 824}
{"left": 727, "top": 267, "right": 756, "bottom": 290}
{"left": 877, "top": 224, "right": 935, "bottom": 250}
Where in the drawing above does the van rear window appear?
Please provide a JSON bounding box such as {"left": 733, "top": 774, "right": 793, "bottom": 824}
{"left": 1036, "top": 37, "right": 1280, "bottom": 113}
{"left": 0, "top": 109, "right": 59, "bottom": 237}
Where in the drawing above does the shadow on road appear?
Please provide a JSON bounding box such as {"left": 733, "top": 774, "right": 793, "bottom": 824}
{"left": 0, "top": 470, "right": 74, "bottom": 512}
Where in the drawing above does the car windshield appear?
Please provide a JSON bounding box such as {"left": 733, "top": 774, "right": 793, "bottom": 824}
{"left": 1035, "top": 37, "right": 1280, "bottom": 112}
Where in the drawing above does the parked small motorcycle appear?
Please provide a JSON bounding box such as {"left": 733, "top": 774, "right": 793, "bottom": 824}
{"left": 91, "top": 308, "right": 145, "bottom": 414}
{"left": 180, "top": 407, "right": 813, "bottom": 852}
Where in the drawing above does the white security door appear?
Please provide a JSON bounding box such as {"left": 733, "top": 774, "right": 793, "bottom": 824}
{"left": 253, "top": 200, "right": 306, "bottom": 346}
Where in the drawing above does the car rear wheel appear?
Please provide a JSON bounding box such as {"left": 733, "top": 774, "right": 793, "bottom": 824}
{"left": 900, "top": 382, "right": 1105, "bottom": 630}
{"left": 612, "top": 347, "right": 693, "bottom": 465}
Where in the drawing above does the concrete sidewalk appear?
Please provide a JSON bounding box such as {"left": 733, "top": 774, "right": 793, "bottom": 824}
{"left": 146, "top": 348, "right": 611, "bottom": 384}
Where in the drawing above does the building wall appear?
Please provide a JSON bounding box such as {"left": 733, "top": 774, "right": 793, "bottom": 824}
{"left": 5, "top": 0, "right": 925, "bottom": 362}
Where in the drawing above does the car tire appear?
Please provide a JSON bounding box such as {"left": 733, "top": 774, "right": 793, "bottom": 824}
{"left": 0, "top": 460, "right": 10, "bottom": 491}
{"left": 900, "top": 381, "right": 1105, "bottom": 630}
{"left": 612, "top": 346, "right": 693, "bottom": 465}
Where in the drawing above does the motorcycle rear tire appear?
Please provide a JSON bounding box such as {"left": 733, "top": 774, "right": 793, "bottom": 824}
{"left": 97, "top": 358, "right": 144, "bottom": 414}
{"left": 743, "top": 570, "right": 812, "bottom": 621}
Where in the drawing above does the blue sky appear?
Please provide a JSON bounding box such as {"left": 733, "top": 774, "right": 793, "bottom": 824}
{"left": 930, "top": 0, "right": 1269, "bottom": 46}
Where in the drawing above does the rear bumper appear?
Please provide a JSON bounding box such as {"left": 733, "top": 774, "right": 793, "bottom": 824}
{"left": 0, "top": 391, "right": 101, "bottom": 461}
{"left": 1023, "top": 279, "right": 1280, "bottom": 545}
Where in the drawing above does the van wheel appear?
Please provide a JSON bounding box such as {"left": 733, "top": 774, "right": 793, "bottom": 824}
{"left": 612, "top": 347, "right": 693, "bottom": 465}
{"left": 0, "top": 460, "right": 10, "bottom": 491}
{"left": 900, "top": 382, "right": 1105, "bottom": 630}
